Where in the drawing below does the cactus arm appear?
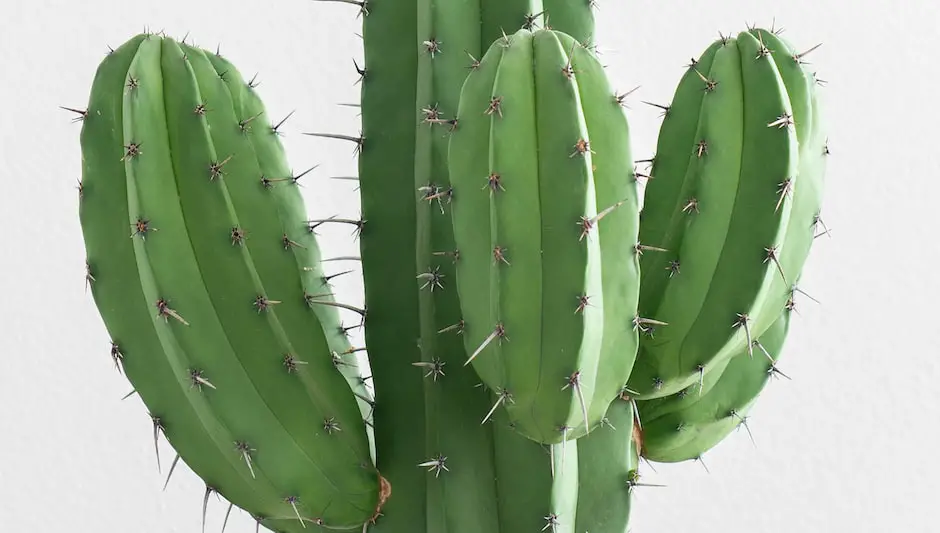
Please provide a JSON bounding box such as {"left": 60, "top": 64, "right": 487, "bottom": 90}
{"left": 451, "top": 28, "right": 640, "bottom": 443}
{"left": 92, "top": 36, "right": 312, "bottom": 528}
{"left": 80, "top": 33, "right": 380, "bottom": 531}
{"left": 80, "top": 35, "right": 271, "bottom": 513}
{"left": 635, "top": 26, "right": 827, "bottom": 459}
{"left": 124, "top": 38, "right": 302, "bottom": 513}
{"left": 630, "top": 33, "right": 799, "bottom": 399}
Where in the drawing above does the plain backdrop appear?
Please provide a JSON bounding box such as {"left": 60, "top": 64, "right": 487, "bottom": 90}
{"left": 0, "top": 0, "right": 936, "bottom": 531}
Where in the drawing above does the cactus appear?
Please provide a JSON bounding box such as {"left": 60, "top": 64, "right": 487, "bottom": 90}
{"left": 71, "top": 5, "right": 830, "bottom": 532}
{"left": 636, "top": 310, "right": 790, "bottom": 463}
{"left": 448, "top": 27, "right": 642, "bottom": 444}
{"left": 77, "top": 33, "right": 381, "bottom": 532}
{"left": 628, "top": 29, "right": 824, "bottom": 400}
{"left": 633, "top": 26, "right": 828, "bottom": 463}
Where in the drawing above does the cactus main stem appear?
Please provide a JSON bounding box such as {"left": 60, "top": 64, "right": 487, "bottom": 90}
{"left": 356, "top": 2, "right": 636, "bottom": 532}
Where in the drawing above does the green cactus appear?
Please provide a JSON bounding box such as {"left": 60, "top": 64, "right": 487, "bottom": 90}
{"left": 77, "top": 33, "right": 380, "bottom": 532}
{"left": 334, "top": 1, "right": 637, "bottom": 530}
{"left": 448, "top": 27, "right": 642, "bottom": 445}
{"left": 628, "top": 29, "right": 812, "bottom": 400}
{"left": 636, "top": 310, "right": 790, "bottom": 463}
{"left": 632, "top": 26, "right": 827, "bottom": 463}
{"left": 72, "top": 6, "right": 829, "bottom": 532}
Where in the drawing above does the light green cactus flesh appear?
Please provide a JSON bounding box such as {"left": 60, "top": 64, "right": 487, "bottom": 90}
{"left": 78, "top": 33, "right": 379, "bottom": 532}
{"left": 629, "top": 30, "right": 807, "bottom": 400}
{"left": 633, "top": 27, "right": 828, "bottom": 463}
{"left": 636, "top": 310, "right": 791, "bottom": 463}
{"left": 573, "top": 395, "right": 640, "bottom": 533}
{"left": 448, "top": 27, "right": 641, "bottom": 444}
{"left": 747, "top": 28, "right": 829, "bottom": 302}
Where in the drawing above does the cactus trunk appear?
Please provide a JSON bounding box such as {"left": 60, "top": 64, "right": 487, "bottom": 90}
{"left": 352, "top": 2, "right": 638, "bottom": 532}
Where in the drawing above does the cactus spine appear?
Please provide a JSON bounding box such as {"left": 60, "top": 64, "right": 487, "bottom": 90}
{"left": 78, "top": 33, "right": 379, "bottom": 531}
{"left": 448, "top": 27, "right": 642, "bottom": 444}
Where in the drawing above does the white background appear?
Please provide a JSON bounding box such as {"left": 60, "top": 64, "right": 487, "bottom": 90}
{"left": 0, "top": 0, "right": 936, "bottom": 531}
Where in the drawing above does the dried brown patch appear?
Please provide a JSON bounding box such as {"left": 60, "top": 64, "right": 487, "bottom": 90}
{"left": 632, "top": 419, "right": 645, "bottom": 455}
{"left": 369, "top": 472, "right": 392, "bottom": 524}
